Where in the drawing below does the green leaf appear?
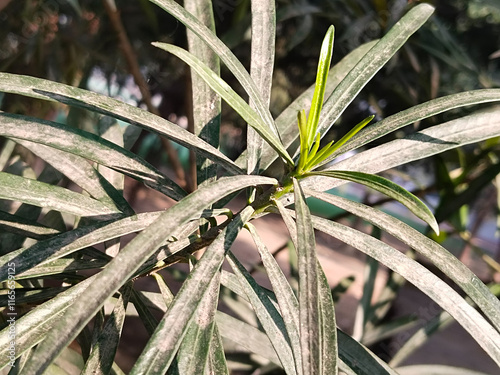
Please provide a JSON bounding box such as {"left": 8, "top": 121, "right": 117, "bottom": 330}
{"left": 247, "top": 0, "right": 276, "bottom": 174}
{"left": 299, "top": 107, "right": 500, "bottom": 197}
{"left": 352, "top": 253, "right": 379, "bottom": 341}
{"left": 204, "top": 324, "right": 229, "bottom": 375}
{"left": 20, "top": 176, "right": 274, "bottom": 374}
{"left": 14, "top": 258, "right": 108, "bottom": 280}
{"left": 0, "top": 210, "right": 60, "bottom": 240}
{"left": 305, "top": 115, "right": 374, "bottom": 170}
{"left": 307, "top": 170, "right": 439, "bottom": 234}
{"left": 14, "top": 139, "right": 133, "bottom": 216}
{"left": 293, "top": 178, "right": 337, "bottom": 375}
{"left": 394, "top": 365, "right": 492, "bottom": 375}
{"left": 323, "top": 89, "right": 500, "bottom": 164}
{"left": 246, "top": 223, "right": 302, "bottom": 374}
{"left": 306, "top": 25, "right": 335, "bottom": 147}
{"left": 0, "top": 72, "right": 242, "bottom": 176}
{"left": 390, "top": 284, "right": 500, "bottom": 368}
{"left": 152, "top": 43, "right": 293, "bottom": 166}
{"left": 315, "top": 4, "right": 435, "bottom": 140}
{"left": 0, "top": 172, "right": 120, "bottom": 217}
{"left": 0, "top": 277, "right": 94, "bottom": 368}
{"left": 309, "top": 214, "right": 500, "bottom": 366}
{"left": 226, "top": 251, "right": 297, "bottom": 375}
{"left": 336, "top": 329, "right": 398, "bottom": 375}
{"left": 129, "top": 206, "right": 254, "bottom": 374}
{"left": 215, "top": 311, "right": 281, "bottom": 366}
{"left": 305, "top": 189, "right": 500, "bottom": 333}
{"left": 81, "top": 284, "right": 131, "bottom": 375}
{"left": 0, "top": 112, "right": 186, "bottom": 201}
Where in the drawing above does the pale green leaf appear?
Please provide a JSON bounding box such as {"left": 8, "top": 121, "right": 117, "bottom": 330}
{"left": 299, "top": 108, "right": 500, "bottom": 196}
{"left": 0, "top": 172, "right": 120, "bottom": 217}
{"left": 173, "top": 272, "right": 220, "bottom": 375}
{"left": 15, "top": 138, "right": 133, "bottom": 215}
{"left": 246, "top": 222, "right": 302, "bottom": 374}
{"left": 305, "top": 189, "right": 500, "bottom": 333}
{"left": 306, "top": 170, "right": 439, "bottom": 234}
{"left": 129, "top": 206, "right": 254, "bottom": 374}
{"left": 323, "top": 89, "right": 500, "bottom": 165}
{"left": 0, "top": 72, "right": 242, "bottom": 176}
{"left": 247, "top": 0, "right": 276, "bottom": 174}
{"left": 82, "top": 284, "right": 131, "bottom": 375}
{"left": 152, "top": 43, "right": 293, "bottom": 166}
{"left": 185, "top": 0, "right": 220, "bottom": 187}
{"left": 309, "top": 214, "right": 500, "bottom": 366}
{"left": 315, "top": 4, "right": 435, "bottom": 140}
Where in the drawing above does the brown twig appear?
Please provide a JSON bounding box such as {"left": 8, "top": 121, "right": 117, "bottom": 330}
{"left": 102, "top": 0, "right": 188, "bottom": 191}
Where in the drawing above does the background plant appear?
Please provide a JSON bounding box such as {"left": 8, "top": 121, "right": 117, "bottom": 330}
{"left": 0, "top": 1, "right": 500, "bottom": 374}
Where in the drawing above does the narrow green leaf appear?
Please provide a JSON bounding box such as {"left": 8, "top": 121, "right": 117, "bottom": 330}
{"left": 309, "top": 214, "right": 500, "bottom": 366}
{"left": 21, "top": 176, "right": 274, "bottom": 375}
{"left": 215, "top": 311, "right": 281, "bottom": 366}
{"left": 352, "top": 254, "right": 379, "bottom": 341}
{"left": 323, "top": 89, "right": 500, "bottom": 164}
{"left": 0, "top": 287, "right": 67, "bottom": 307}
{"left": 307, "top": 115, "right": 374, "bottom": 170}
{"left": 149, "top": 0, "right": 281, "bottom": 141}
{"left": 14, "top": 258, "right": 108, "bottom": 280}
{"left": 0, "top": 112, "right": 186, "bottom": 201}
{"left": 315, "top": 4, "right": 435, "bottom": 140}
{"left": 0, "top": 172, "right": 120, "bottom": 217}
{"left": 152, "top": 43, "right": 293, "bottom": 166}
{"left": 15, "top": 139, "right": 133, "bottom": 216}
{"left": 226, "top": 251, "right": 297, "bottom": 375}
{"left": 129, "top": 206, "right": 254, "bottom": 374}
{"left": 390, "top": 284, "right": 500, "bottom": 368}
{"left": 1, "top": 212, "right": 202, "bottom": 283}
{"left": 307, "top": 170, "right": 439, "bottom": 234}
{"left": 297, "top": 109, "right": 309, "bottom": 173}
{"left": 306, "top": 25, "right": 335, "bottom": 147}
{"left": 185, "top": 0, "right": 220, "bottom": 187}
{"left": 130, "top": 290, "right": 159, "bottom": 336}
{"left": 0, "top": 72, "right": 242, "bottom": 176}
{"left": 82, "top": 284, "right": 132, "bottom": 375}
{"left": 247, "top": 0, "right": 276, "bottom": 174}
{"left": 293, "top": 178, "right": 337, "bottom": 375}
{"left": 137, "top": 289, "right": 394, "bottom": 374}
{"left": 298, "top": 107, "right": 500, "bottom": 200}
{"left": 305, "top": 189, "right": 500, "bottom": 333}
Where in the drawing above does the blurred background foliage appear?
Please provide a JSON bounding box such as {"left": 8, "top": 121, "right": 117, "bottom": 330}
{"left": 0, "top": 0, "right": 499, "bottom": 272}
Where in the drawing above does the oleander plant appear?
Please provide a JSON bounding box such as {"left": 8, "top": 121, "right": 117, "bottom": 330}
{"left": 1, "top": 1, "right": 500, "bottom": 374}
